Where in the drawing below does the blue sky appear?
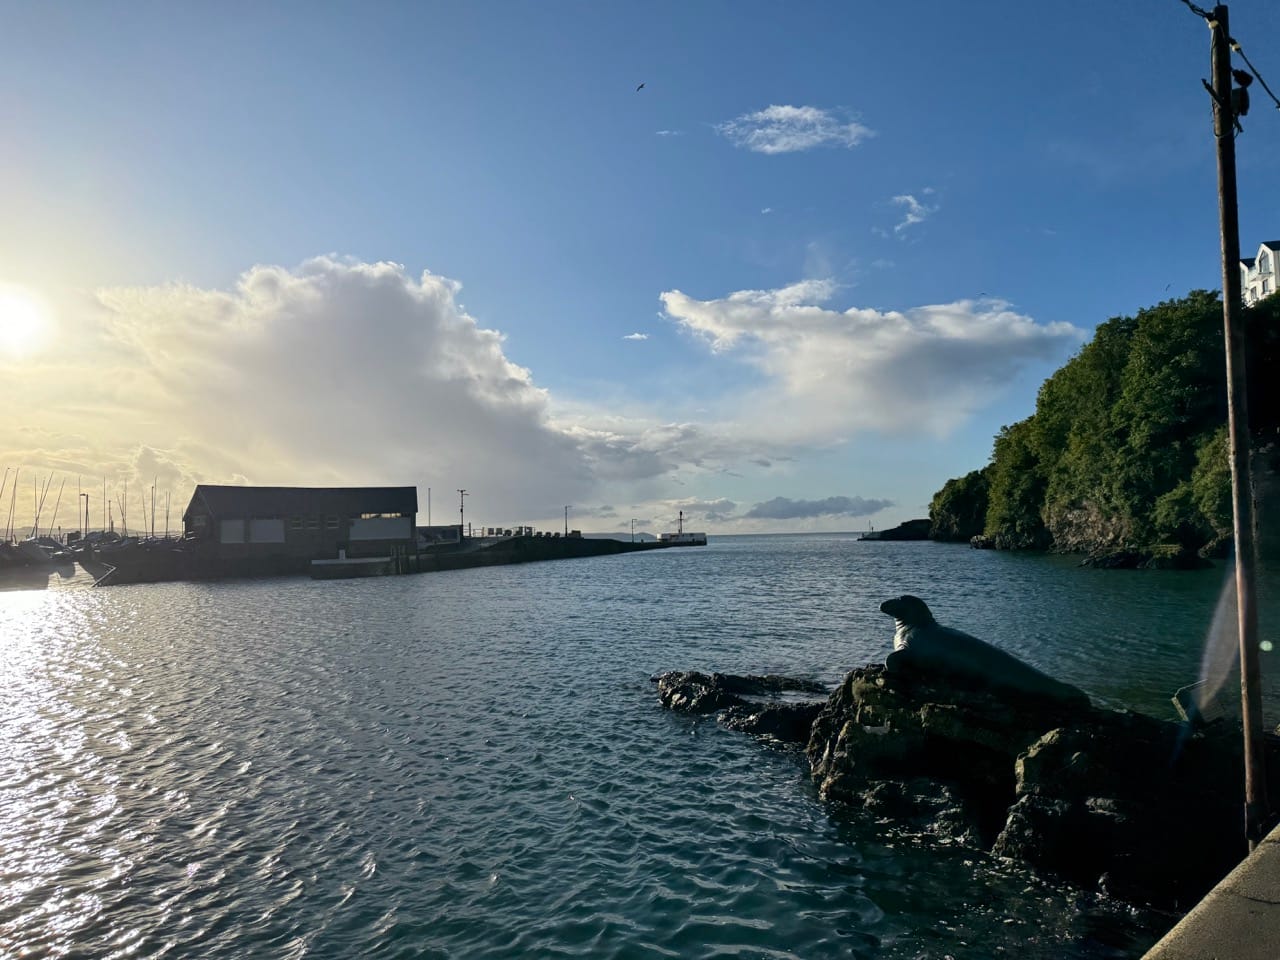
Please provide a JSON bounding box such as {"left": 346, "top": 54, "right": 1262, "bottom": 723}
{"left": 2, "top": 0, "right": 1278, "bottom": 534}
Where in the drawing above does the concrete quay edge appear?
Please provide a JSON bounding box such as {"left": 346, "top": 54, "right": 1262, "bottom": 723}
{"left": 1142, "top": 821, "right": 1280, "bottom": 959}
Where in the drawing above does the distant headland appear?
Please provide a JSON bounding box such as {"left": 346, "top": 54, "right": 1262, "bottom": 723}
{"left": 925, "top": 289, "right": 1280, "bottom": 569}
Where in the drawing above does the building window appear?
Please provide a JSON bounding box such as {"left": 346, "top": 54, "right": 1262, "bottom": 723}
{"left": 307, "top": 517, "right": 320, "bottom": 530}
{"left": 326, "top": 515, "right": 340, "bottom": 529}
{"left": 1265, "top": 278, "right": 1271, "bottom": 295}
{"left": 1262, "top": 252, "right": 1272, "bottom": 275}
{"left": 290, "top": 517, "right": 303, "bottom": 529}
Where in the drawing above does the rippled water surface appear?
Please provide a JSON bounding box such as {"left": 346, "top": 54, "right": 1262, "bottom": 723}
{"left": 1, "top": 536, "right": 1267, "bottom": 958}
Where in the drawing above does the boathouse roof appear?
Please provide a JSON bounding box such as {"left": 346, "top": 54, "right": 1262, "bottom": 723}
{"left": 184, "top": 484, "right": 418, "bottom": 520}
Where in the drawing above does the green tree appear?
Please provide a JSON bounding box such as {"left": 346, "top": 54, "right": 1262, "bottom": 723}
{"left": 1107, "top": 291, "right": 1225, "bottom": 541}
{"left": 930, "top": 290, "right": 1248, "bottom": 559}
{"left": 984, "top": 418, "right": 1049, "bottom": 548}
{"left": 929, "top": 467, "right": 990, "bottom": 541}
{"left": 1190, "top": 426, "right": 1232, "bottom": 542}
{"left": 1033, "top": 314, "right": 1135, "bottom": 549}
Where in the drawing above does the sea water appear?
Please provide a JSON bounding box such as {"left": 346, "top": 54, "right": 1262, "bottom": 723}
{"left": 0, "top": 535, "right": 1267, "bottom": 958}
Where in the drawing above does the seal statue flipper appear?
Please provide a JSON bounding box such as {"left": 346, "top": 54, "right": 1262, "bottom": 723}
{"left": 879, "top": 595, "right": 1090, "bottom": 708}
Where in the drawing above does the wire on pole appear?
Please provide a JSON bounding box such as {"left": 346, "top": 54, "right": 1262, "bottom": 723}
{"left": 1232, "top": 43, "right": 1280, "bottom": 112}
{"left": 1177, "top": 0, "right": 1280, "bottom": 122}
{"left": 1175, "top": 0, "right": 1214, "bottom": 20}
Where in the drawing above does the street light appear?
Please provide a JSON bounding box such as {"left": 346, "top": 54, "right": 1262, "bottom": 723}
{"left": 564, "top": 505, "right": 570, "bottom": 537}
{"left": 458, "top": 489, "right": 468, "bottom": 536}
{"left": 631, "top": 518, "right": 637, "bottom": 542}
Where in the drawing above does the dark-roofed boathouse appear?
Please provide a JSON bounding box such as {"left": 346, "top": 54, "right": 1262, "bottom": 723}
{"left": 182, "top": 484, "right": 418, "bottom": 571}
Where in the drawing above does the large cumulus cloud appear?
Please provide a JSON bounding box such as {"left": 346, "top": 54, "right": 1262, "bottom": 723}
{"left": 1, "top": 258, "right": 612, "bottom": 521}
{"left": 660, "top": 280, "right": 1085, "bottom": 439}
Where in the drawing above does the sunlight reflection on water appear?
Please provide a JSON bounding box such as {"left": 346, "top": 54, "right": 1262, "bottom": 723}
{"left": 0, "top": 537, "right": 1254, "bottom": 958}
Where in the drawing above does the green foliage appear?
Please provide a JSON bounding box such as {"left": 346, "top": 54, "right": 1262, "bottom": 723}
{"left": 1151, "top": 481, "right": 1203, "bottom": 548}
{"left": 929, "top": 467, "right": 990, "bottom": 541}
{"left": 932, "top": 290, "right": 1248, "bottom": 555}
{"left": 1033, "top": 313, "right": 1136, "bottom": 530}
{"left": 984, "top": 418, "right": 1049, "bottom": 548}
{"left": 1190, "top": 426, "right": 1232, "bottom": 538}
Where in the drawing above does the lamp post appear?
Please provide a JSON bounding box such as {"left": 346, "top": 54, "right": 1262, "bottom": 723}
{"left": 458, "top": 489, "right": 468, "bottom": 536}
{"left": 631, "top": 518, "right": 637, "bottom": 542}
{"left": 80, "top": 492, "right": 89, "bottom": 535}
{"left": 564, "top": 505, "right": 570, "bottom": 537}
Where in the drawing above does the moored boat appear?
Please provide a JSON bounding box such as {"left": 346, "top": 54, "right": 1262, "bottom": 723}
{"left": 310, "top": 551, "right": 395, "bottom": 580}
{"left": 658, "top": 511, "right": 707, "bottom": 546}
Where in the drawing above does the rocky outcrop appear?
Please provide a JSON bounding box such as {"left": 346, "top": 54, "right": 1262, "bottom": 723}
{"left": 859, "top": 518, "right": 931, "bottom": 541}
{"left": 721, "top": 701, "right": 826, "bottom": 742}
{"left": 651, "top": 671, "right": 827, "bottom": 742}
{"left": 1044, "top": 500, "right": 1133, "bottom": 556}
{"left": 805, "top": 662, "right": 1271, "bottom": 908}
{"left": 657, "top": 661, "right": 1275, "bottom": 909}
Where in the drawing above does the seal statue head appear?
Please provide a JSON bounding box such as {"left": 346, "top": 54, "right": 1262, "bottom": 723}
{"left": 879, "top": 595, "right": 936, "bottom": 627}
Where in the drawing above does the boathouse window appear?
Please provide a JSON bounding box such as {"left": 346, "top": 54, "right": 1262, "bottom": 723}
{"left": 290, "top": 517, "right": 303, "bottom": 529}
{"left": 307, "top": 517, "right": 320, "bottom": 530}
{"left": 360, "top": 512, "right": 405, "bottom": 519}
{"left": 326, "top": 515, "right": 340, "bottom": 529}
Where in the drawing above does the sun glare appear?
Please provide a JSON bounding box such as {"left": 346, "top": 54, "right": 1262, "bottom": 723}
{"left": 0, "top": 284, "right": 53, "bottom": 359}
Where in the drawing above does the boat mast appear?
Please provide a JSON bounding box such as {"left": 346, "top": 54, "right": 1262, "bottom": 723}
{"left": 46, "top": 477, "right": 66, "bottom": 538}
{"left": 33, "top": 472, "right": 53, "bottom": 537}
{"left": 7, "top": 468, "right": 20, "bottom": 541}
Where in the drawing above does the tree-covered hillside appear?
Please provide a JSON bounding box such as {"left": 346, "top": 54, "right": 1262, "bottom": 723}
{"left": 929, "top": 291, "right": 1280, "bottom": 563}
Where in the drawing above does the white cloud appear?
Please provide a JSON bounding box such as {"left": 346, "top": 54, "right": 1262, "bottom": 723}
{"left": 0, "top": 259, "right": 1084, "bottom": 534}
{"left": 3, "top": 259, "right": 869, "bottom": 531}
{"left": 655, "top": 129, "right": 683, "bottom": 137}
{"left": 892, "top": 191, "right": 938, "bottom": 233}
{"left": 716, "top": 105, "right": 874, "bottom": 155}
{"left": 0, "top": 258, "right": 693, "bottom": 524}
{"left": 761, "top": 207, "right": 773, "bottom": 215}
{"left": 623, "top": 332, "right": 649, "bottom": 341}
{"left": 660, "top": 281, "right": 1085, "bottom": 438}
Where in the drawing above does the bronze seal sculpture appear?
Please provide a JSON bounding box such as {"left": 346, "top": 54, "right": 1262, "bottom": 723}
{"left": 880, "top": 595, "right": 1090, "bottom": 707}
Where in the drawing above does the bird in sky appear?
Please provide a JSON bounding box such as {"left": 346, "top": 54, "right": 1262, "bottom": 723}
{"left": 636, "top": 82, "right": 645, "bottom": 91}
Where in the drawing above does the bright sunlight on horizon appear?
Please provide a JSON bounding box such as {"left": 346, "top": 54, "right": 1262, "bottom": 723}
{"left": 0, "top": 285, "right": 54, "bottom": 361}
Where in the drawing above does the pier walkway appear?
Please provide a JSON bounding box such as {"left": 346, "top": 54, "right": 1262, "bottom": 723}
{"left": 1142, "top": 821, "right": 1280, "bottom": 959}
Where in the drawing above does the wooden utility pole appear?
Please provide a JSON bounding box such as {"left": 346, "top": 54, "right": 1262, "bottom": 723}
{"left": 1208, "top": 3, "right": 1268, "bottom": 849}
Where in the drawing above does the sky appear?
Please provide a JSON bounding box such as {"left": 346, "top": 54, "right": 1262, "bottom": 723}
{"left": 2, "top": 0, "right": 1279, "bottom": 536}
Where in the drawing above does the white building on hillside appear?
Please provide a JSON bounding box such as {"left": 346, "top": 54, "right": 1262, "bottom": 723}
{"left": 1241, "top": 240, "right": 1280, "bottom": 306}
